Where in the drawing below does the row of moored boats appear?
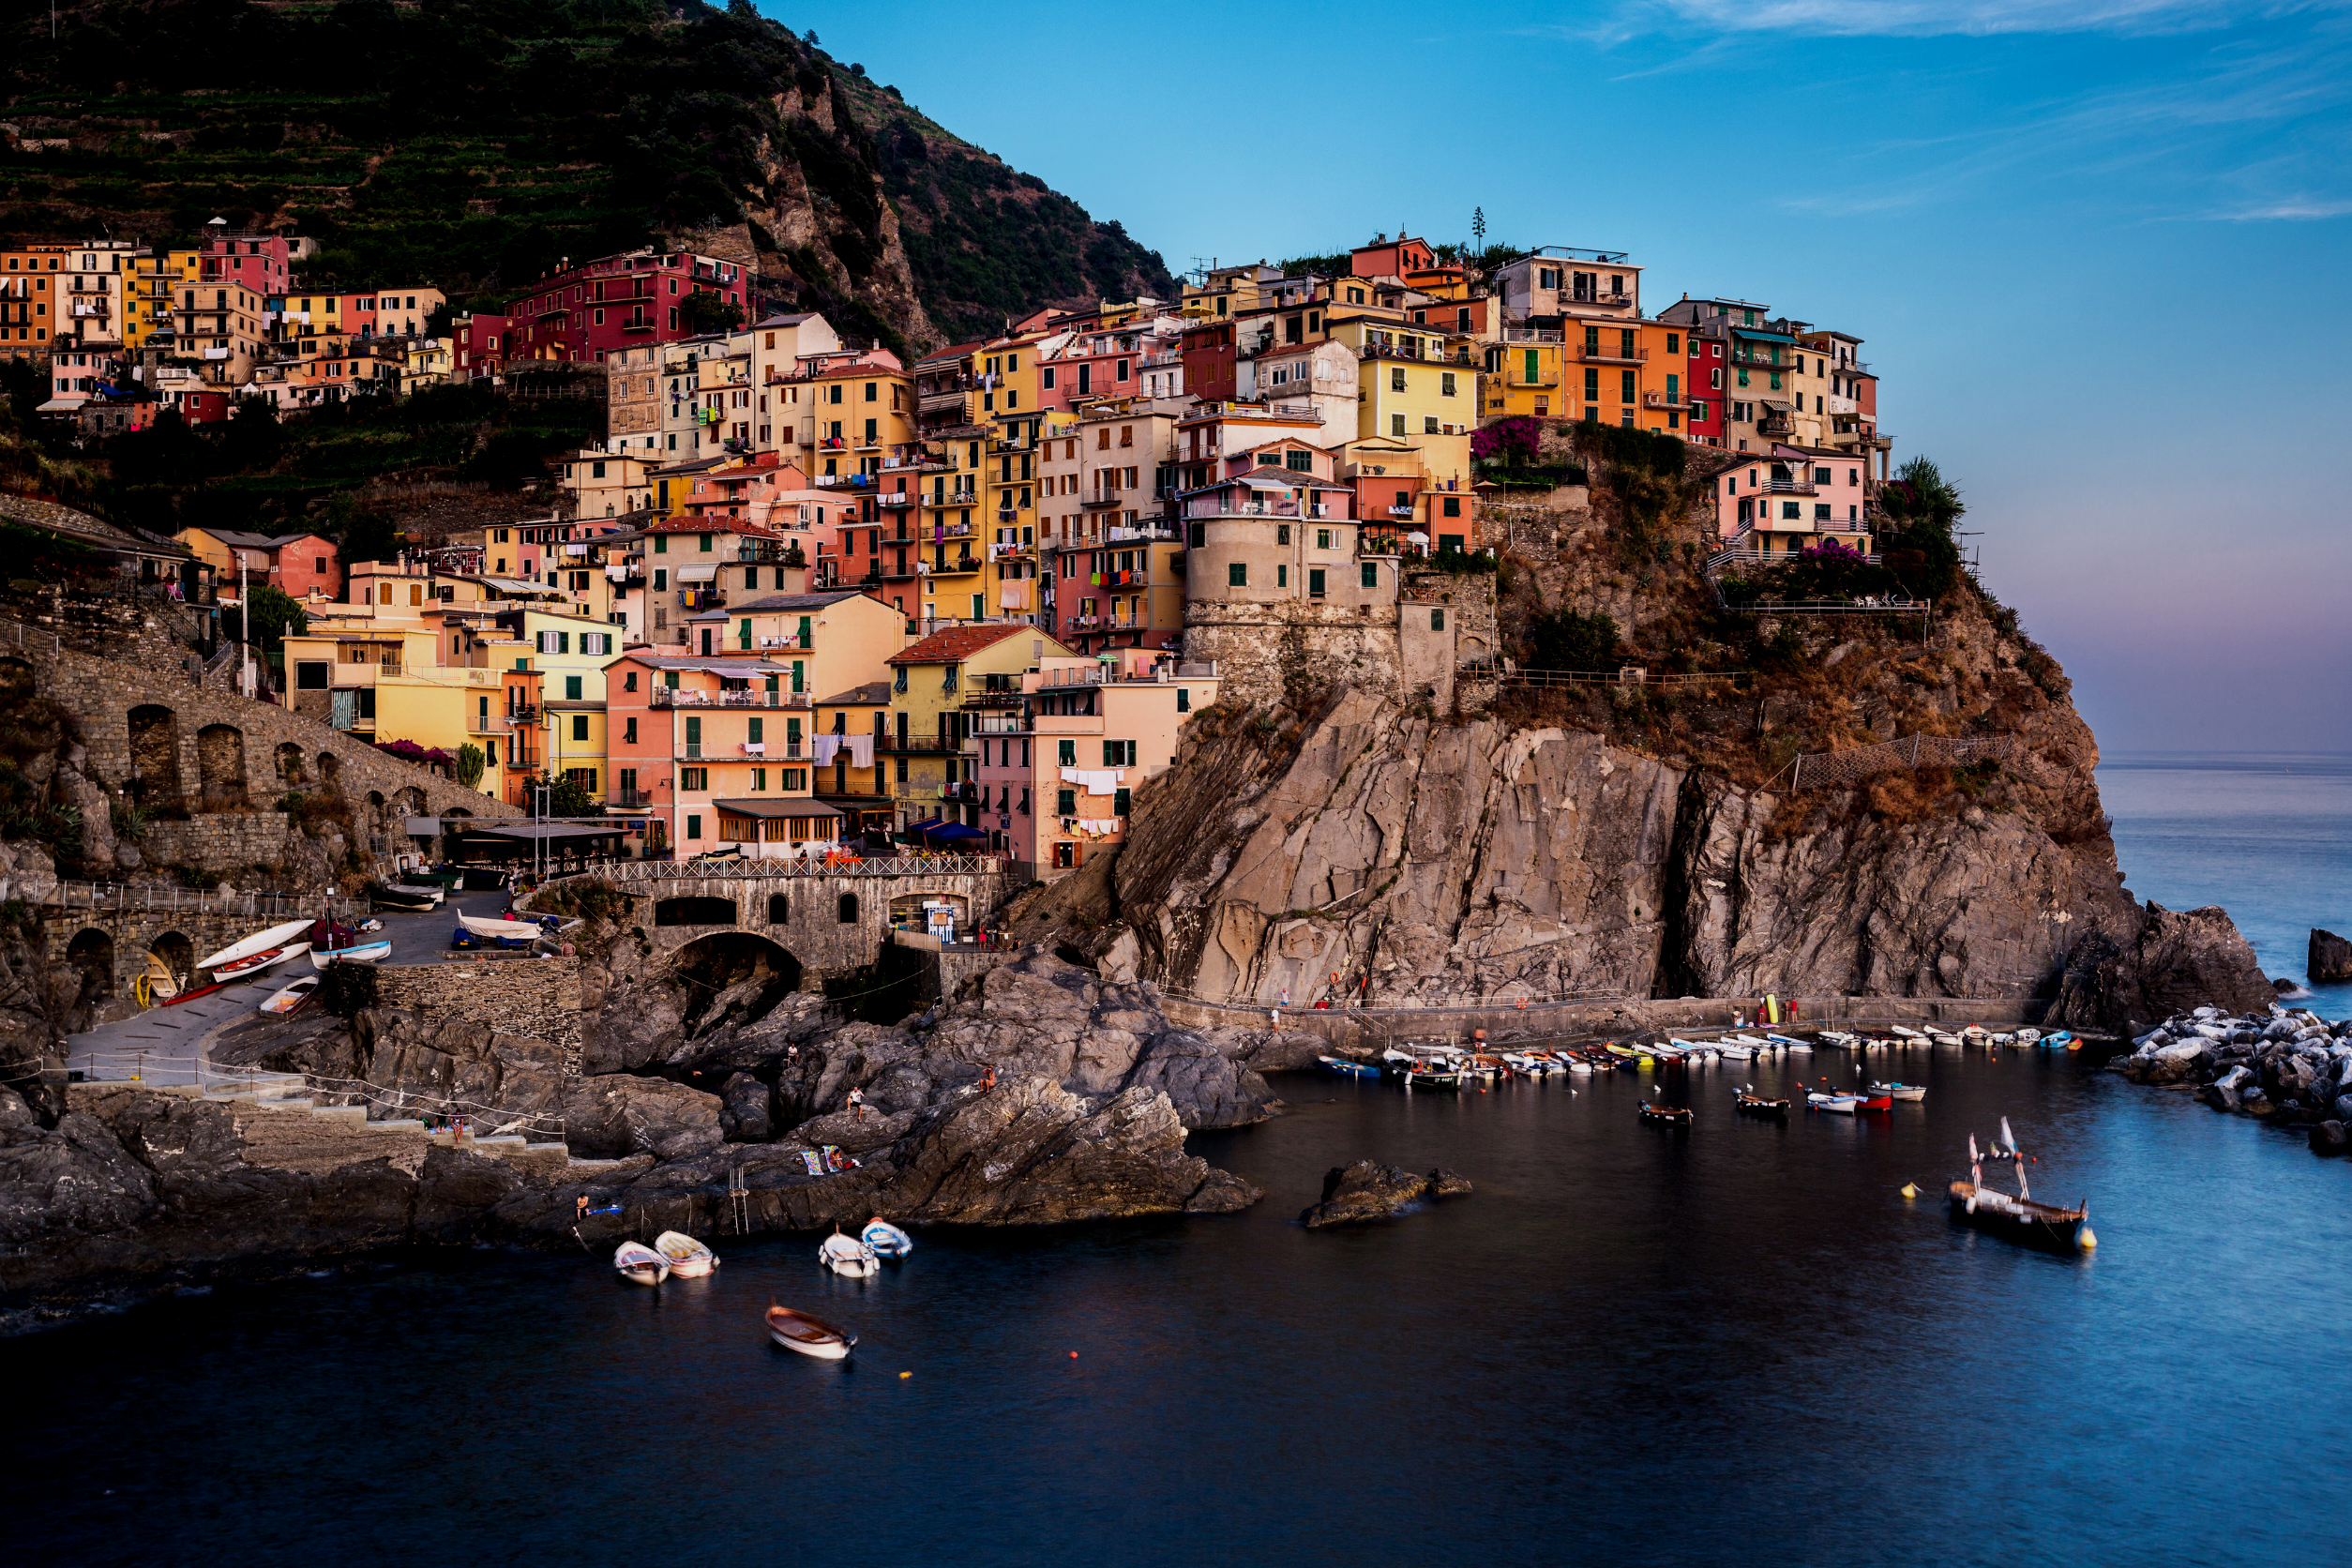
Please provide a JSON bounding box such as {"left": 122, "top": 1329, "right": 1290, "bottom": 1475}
{"left": 1319, "top": 1024, "right": 2075, "bottom": 1088}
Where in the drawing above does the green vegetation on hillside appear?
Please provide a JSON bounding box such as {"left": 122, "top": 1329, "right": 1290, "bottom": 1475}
{"left": 0, "top": 0, "right": 1174, "bottom": 345}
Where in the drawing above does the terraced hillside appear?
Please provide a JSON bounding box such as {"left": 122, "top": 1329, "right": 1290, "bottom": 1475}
{"left": 0, "top": 0, "right": 1170, "bottom": 349}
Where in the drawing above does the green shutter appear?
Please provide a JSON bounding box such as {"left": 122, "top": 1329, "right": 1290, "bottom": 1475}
{"left": 1523, "top": 348, "right": 1538, "bottom": 383}
{"left": 1056, "top": 789, "right": 1075, "bottom": 815}
{"left": 747, "top": 716, "right": 762, "bottom": 743}
{"left": 1666, "top": 373, "right": 1679, "bottom": 400}
{"left": 685, "top": 716, "right": 701, "bottom": 745}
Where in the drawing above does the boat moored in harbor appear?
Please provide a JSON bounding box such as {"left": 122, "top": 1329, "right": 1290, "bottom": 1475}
{"left": 1949, "top": 1119, "right": 2093, "bottom": 1252}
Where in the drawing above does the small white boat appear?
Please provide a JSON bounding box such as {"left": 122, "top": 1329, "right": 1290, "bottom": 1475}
{"left": 215, "top": 941, "right": 312, "bottom": 981}
{"left": 615, "top": 1241, "right": 670, "bottom": 1286}
{"left": 766, "top": 1304, "right": 855, "bottom": 1359}
{"left": 1711, "top": 1042, "right": 1757, "bottom": 1061}
{"left": 1869, "top": 1080, "right": 1928, "bottom": 1102}
{"left": 1731, "top": 1033, "right": 1770, "bottom": 1048}
{"left": 388, "top": 882, "right": 445, "bottom": 907}
{"left": 861, "top": 1218, "right": 914, "bottom": 1259}
{"left": 1890, "top": 1025, "right": 1927, "bottom": 1040}
{"left": 1810, "top": 1092, "right": 1862, "bottom": 1115}
{"left": 459, "top": 911, "right": 579, "bottom": 940}
{"left": 1818, "top": 1031, "right": 1857, "bottom": 1047}
{"left": 1928, "top": 1032, "right": 1964, "bottom": 1048}
{"left": 258, "top": 975, "right": 320, "bottom": 1015}
{"left": 819, "top": 1231, "right": 880, "bottom": 1278}
{"left": 654, "top": 1230, "right": 718, "bottom": 1278}
{"left": 311, "top": 940, "right": 393, "bottom": 969}
{"left": 194, "top": 918, "right": 314, "bottom": 974}
{"left": 2013, "top": 1027, "right": 2043, "bottom": 1045}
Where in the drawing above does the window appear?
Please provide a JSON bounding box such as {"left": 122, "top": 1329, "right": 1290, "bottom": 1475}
{"left": 1391, "top": 414, "right": 1406, "bottom": 437}
{"left": 1441, "top": 370, "right": 1456, "bottom": 397}
{"left": 623, "top": 716, "right": 637, "bottom": 744}
{"left": 1057, "top": 788, "right": 1076, "bottom": 816}
{"left": 1666, "top": 333, "right": 1680, "bottom": 354}
{"left": 1317, "top": 528, "right": 1332, "bottom": 550}
{"left": 1361, "top": 562, "right": 1379, "bottom": 589}
{"left": 295, "top": 661, "right": 328, "bottom": 689}
{"left": 1584, "top": 369, "right": 1600, "bottom": 401}
{"left": 1782, "top": 502, "right": 1802, "bottom": 520}
{"left": 1176, "top": 687, "right": 1190, "bottom": 714}
{"left": 1103, "top": 740, "right": 1134, "bottom": 767}
{"left": 1285, "top": 449, "right": 1312, "bottom": 473}
{"left": 1058, "top": 739, "right": 1076, "bottom": 766}
{"left": 1277, "top": 564, "right": 1289, "bottom": 588}
{"left": 1815, "top": 504, "right": 1832, "bottom": 520}
{"left": 565, "top": 675, "right": 583, "bottom": 701}
{"left": 1228, "top": 562, "right": 1247, "bottom": 587}
{"left": 1113, "top": 788, "right": 1130, "bottom": 817}
{"left": 1738, "top": 369, "right": 1751, "bottom": 388}
{"left": 685, "top": 811, "right": 701, "bottom": 839}
{"left": 1307, "top": 567, "right": 1324, "bottom": 598}
{"left": 767, "top": 894, "right": 790, "bottom": 924}
{"left": 1815, "top": 467, "right": 1833, "bottom": 485}
{"left": 1391, "top": 367, "right": 1406, "bottom": 392}
{"left": 681, "top": 766, "right": 707, "bottom": 790}
{"left": 1621, "top": 369, "right": 1636, "bottom": 404}
{"left": 571, "top": 715, "right": 589, "bottom": 741}
{"left": 1431, "top": 608, "right": 1446, "bottom": 631}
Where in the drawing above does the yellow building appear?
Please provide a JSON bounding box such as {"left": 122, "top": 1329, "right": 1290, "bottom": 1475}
{"left": 883, "top": 623, "right": 1070, "bottom": 828}
{"left": 1326, "top": 313, "right": 1475, "bottom": 486}
{"left": 402, "top": 337, "right": 451, "bottom": 395}
{"left": 684, "top": 588, "right": 905, "bottom": 710}
{"left": 124, "top": 250, "right": 173, "bottom": 354}
{"left": 279, "top": 621, "right": 506, "bottom": 797}
{"left": 1484, "top": 330, "right": 1567, "bottom": 420}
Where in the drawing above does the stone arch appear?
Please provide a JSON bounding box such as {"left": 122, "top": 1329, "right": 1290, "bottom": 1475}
{"left": 837, "top": 892, "right": 859, "bottom": 924}
{"left": 0, "top": 656, "right": 34, "bottom": 705}
{"left": 666, "top": 930, "right": 803, "bottom": 1029}
{"left": 316, "top": 750, "right": 342, "bottom": 792}
{"left": 655, "top": 895, "right": 738, "bottom": 927}
{"left": 274, "top": 742, "right": 308, "bottom": 785}
{"left": 128, "top": 704, "right": 182, "bottom": 810}
{"left": 146, "top": 929, "right": 194, "bottom": 992}
{"left": 66, "top": 927, "right": 114, "bottom": 1006}
{"left": 391, "top": 785, "right": 427, "bottom": 819}
{"left": 766, "top": 892, "right": 790, "bottom": 924}
{"left": 196, "top": 723, "right": 248, "bottom": 808}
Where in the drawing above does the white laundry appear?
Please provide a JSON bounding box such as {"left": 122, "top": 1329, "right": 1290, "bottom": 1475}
{"left": 846, "top": 733, "right": 874, "bottom": 768}
{"left": 812, "top": 734, "right": 842, "bottom": 765}
{"left": 1059, "top": 767, "right": 1123, "bottom": 793}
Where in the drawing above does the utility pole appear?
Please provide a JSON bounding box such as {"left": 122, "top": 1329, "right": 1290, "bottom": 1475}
{"left": 238, "top": 553, "right": 252, "bottom": 697}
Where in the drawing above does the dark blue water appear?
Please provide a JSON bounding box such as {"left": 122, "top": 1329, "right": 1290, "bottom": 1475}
{"left": 2103, "top": 752, "right": 2352, "bottom": 1013}
{"left": 11, "top": 1048, "right": 2349, "bottom": 1567}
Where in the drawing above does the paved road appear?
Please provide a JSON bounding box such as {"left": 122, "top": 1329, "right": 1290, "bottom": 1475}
{"left": 65, "top": 888, "right": 526, "bottom": 1085}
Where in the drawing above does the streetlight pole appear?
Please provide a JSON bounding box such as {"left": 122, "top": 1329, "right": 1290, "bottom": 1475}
{"left": 238, "top": 552, "right": 252, "bottom": 697}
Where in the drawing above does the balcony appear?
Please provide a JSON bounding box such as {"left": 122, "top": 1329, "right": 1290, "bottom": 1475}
{"left": 1577, "top": 341, "right": 1647, "bottom": 364}
{"left": 1181, "top": 500, "right": 1334, "bottom": 520}
{"left": 650, "top": 687, "right": 812, "bottom": 709}
{"left": 1357, "top": 533, "right": 1407, "bottom": 557}
{"left": 738, "top": 740, "right": 807, "bottom": 759}
{"left": 929, "top": 553, "right": 982, "bottom": 577}
{"left": 1760, "top": 478, "right": 1817, "bottom": 495}
{"left": 1501, "top": 327, "right": 1564, "bottom": 343}
{"left": 876, "top": 490, "right": 917, "bottom": 508}
{"left": 1757, "top": 413, "right": 1794, "bottom": 437}
{"left": 961, "top": 690, "right": 1026, "bottom": 710}
{"left": 1642, "top": 390, "right": 1682, "bottom": 410}
{"left": 608, "top": 789, "right": 655, "bottom": 807}
{"left": 877, "top": 736, "right": 959, "bottom": 754}
{"left": 1384, "top": 505, "right": 1417, "bottom": 518}
{"left": 756, "top": 633, "right": 814, "bottom": 651}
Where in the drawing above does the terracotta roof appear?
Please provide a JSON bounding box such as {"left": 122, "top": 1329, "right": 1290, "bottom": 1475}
{"left": 886, "top": 624, "right": 1029, "bottom": 667}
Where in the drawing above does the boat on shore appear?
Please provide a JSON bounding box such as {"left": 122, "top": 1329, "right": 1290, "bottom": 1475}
{"left": 458, "top": 911, "right": 575, "bottom": 940}
{"left": 766, "top": 1303, "right": 855, "bottom": 1360}
{"left": 213, "top": 941, "right": 311, "bottom": 981}
{"left": 258, "top": 975, "right": 320, "bottom": 1016}
{"left": 193, "top": 918, "right": 314, "bottom": 976}
{"left": 310, "top": 940, "right": 393, "bottom": 969}
{"left": 614, "top": 1241, "right": 670, "bottom": 1286}
{"left": 1949, "top": 1120, "right": 2093, "bottom": 1252}
{"left": 654, "top": 1230, "right": 718, "bottom": 1278}
{"left": 369, "top": 882, "right": 443, "bottom": 912}
{"left": 1869, "top": 1080, "right": 1928, "bottom": 1102}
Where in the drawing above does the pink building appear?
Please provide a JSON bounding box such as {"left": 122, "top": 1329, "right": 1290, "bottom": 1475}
{"left": 1711, "top": 445, "right": 1875, "bottom": 556}
{"left": 970, "top": 647, "right": 1220, "bottom": 874}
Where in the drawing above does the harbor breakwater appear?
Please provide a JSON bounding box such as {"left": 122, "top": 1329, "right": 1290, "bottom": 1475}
{"left": 2109, "top": 1003, "right": 2352, "bottom": 1152}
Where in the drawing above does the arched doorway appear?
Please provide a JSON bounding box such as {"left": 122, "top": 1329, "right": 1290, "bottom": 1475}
{"left": 146, "top": 930, "right": 194, "bottom": 998}
{"left": 275, "top": 742, "right": 307, "bottom": 785}
{"left": 128, "top": 705, "right": 182, "bottom": 811}
{"left": 196, "top": 723, "right": 248, "bottom": 808}
{"left": 316, "top": 751, "right": 342, "bottom": 792}
{"left": 66, "top": 927, "right": 115, "bottom": 1009}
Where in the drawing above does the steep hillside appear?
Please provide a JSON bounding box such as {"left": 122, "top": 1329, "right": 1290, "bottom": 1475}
{"left": 1031, "top": 433, "right": 2269, "bottom": 1030}
{"left": 0, "top": 0, "right": 1168, "bottom": 351}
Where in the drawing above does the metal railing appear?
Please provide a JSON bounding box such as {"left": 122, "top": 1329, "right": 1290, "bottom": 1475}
{"left": 650, "top": 688, "right": 811, "bottom": 708}
{"left": 538, "top": 853, "right": 1015, "bottom": 882}
{"left": 1787, "top": 732, "right": 2016, "bottom": 792}
{"left": 34, "top": 882, "right": 364, "bottom": 919}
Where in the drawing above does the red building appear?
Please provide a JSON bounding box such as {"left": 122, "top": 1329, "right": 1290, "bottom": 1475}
{"left": 1180, "top": 318, "right": 1241, "bottom": 404}
{"left": 452, "top": 249, "right": 749, "bottom": 378}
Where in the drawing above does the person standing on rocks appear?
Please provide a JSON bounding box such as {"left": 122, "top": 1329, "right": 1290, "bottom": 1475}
{"left": 848, "top": 1087, "right": 867, "bottom": 1123}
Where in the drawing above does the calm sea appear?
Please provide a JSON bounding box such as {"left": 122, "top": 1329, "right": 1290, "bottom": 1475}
{"left": 10, "top": 1048, "right": 2350, "bottom": 1567}
{"left": 2100, "top": 752, "right": 2352, "bottom": 1014}
{"left": 8, "top": 755, "right": 2344, "bottom": 1566}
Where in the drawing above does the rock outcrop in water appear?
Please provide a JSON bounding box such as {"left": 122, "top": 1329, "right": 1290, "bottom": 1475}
{"left": 1298, "top": 1160, "right": 1473, "bottom": 1228}
{"left": 2310, "top": 929, "right": 2352, "bottom": 985}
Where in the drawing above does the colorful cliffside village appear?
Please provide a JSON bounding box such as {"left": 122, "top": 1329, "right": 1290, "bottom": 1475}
{"left": 8, "top": 227, "right": 1889, "bottom": 879}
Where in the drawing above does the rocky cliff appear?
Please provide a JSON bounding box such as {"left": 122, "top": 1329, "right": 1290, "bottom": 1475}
{"left": 1044, "top": 474, "right": 2268, "bottom": 1029}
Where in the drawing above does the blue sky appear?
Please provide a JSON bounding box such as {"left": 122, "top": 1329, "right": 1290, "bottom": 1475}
{"left": 792, "top": 0, "right": 2351, "bottom": 752}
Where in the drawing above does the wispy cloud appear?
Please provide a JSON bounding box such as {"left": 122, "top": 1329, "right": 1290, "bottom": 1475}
{"left": 2205, "top": 195, "right": 2352, "bottom": 217}
{"left": 1644, "top": 0, "right": 2292, "bottom": 38}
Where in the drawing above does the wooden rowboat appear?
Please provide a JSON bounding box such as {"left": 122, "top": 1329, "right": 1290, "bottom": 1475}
{"left": 194, "top": 918, "right": 314, "bottom": 974}
{"left": 1735, "top": 1091, "right": 1789, "bottom": 1120}
{"left": 310, "top": 940, "right": 392, "bottom": 969}
{"left": 1869, "top": 1080, "right": 1928, "bottom": 1102}
{"left": 1948, "top": 1183, "right": 2091, "bottom": 1252}
{"left": 1318, "top": 1054, "right": 1381, "bottom": 1079}
{"left": 766, "top": 1303, "right": 855, "bottom": 1360}
{"left": 258, "top": 975, "right": 320, "bottom": 1016}
{"left": 654, "top": 1230, "right": 718, "bottom": 1278}
{"left": 1640, "top": 1101, "right": 1694, "bottom": 1126}
{"left": 215, "top": 942, "right": 311, "bottom": 981}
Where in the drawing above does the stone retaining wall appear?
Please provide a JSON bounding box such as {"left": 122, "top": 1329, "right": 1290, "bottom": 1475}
{"left": 369, "top": 958, "right": 589, "bottom": 1064}
{"left": 140, "top": 812, "right": 298, "bottom": 874}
